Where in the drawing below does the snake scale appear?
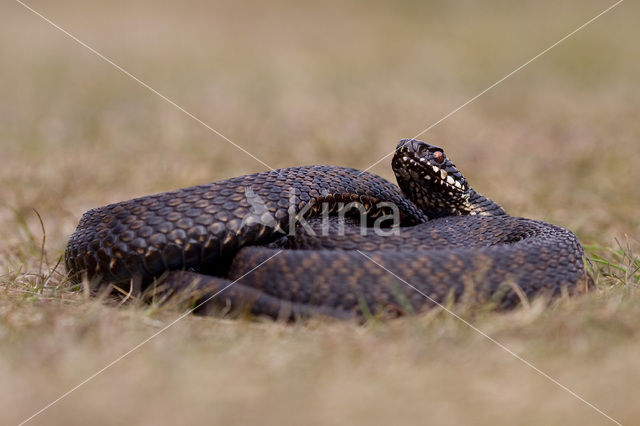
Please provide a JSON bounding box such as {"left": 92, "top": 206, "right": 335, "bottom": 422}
{"left": 65, "top": 139, "right": 589, "bottom": 319}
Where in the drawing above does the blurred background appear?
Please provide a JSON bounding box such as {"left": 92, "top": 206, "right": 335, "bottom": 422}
{"left": 1, "top": 0, "right": 639, "bottom": 425}
{"left": 2, "top": 0, "right": 638, "bottom": 246}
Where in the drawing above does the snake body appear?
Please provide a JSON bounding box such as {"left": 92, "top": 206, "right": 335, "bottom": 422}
{"left": 65, "top": 140, "right": 589, "bottom": 319}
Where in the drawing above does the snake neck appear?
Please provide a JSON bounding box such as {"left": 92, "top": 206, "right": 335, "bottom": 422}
{"left": 403, "top": 183, "right": 506, "bottom": 219}
{"left": 465, "top": 189, "right": 507, "bottom": 217}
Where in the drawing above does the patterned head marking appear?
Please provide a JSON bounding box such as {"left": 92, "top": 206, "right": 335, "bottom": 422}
{"left": 392, "top": 139, "right": 472, "bottom": 218}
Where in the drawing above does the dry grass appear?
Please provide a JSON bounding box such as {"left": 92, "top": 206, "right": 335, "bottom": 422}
{"left": 1, "top": 0, "right": 639, "bottom": 424}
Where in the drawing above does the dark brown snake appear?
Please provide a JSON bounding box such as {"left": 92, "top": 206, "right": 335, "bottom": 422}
{"left": 65, "top": 140, "right": 590, "bottom": 319}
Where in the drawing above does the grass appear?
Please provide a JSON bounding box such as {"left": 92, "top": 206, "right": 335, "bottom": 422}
{"left": 1, "top": 0, "right": 639, "bottom": 424}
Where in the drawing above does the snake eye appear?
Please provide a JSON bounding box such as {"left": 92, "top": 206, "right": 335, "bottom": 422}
{"left": 433, "top": 151, "right": 444, "bottom": 164}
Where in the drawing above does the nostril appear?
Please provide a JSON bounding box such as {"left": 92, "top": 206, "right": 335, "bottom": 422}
{"left": 397, "top": 139, "right": 411, "bottom": 150}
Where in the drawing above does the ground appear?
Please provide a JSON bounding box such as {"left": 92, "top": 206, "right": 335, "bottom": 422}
{"left": 1, "top": 0, "right": 639, "bottom": 425}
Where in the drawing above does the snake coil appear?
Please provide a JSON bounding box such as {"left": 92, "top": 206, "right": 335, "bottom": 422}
{"left": 66, "top": 140, "right": 589, "bottom": 319}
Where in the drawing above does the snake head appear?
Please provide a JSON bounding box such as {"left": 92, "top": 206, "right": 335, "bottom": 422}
{"left": 392, "top": 139, "right": 471, "bottom": 218}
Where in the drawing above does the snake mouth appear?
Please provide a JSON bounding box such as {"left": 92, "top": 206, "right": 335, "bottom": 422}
{"left": 392, "top": 139, "right": 468, "bottom": 193}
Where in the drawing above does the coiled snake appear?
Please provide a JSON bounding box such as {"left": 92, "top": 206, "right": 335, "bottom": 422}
{"left": 65, "top": 140, "right": 589, "bottom": 319}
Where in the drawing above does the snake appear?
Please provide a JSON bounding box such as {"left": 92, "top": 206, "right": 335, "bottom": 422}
{"left": 65, "top": 139, "right": 590, "bottom": 319}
